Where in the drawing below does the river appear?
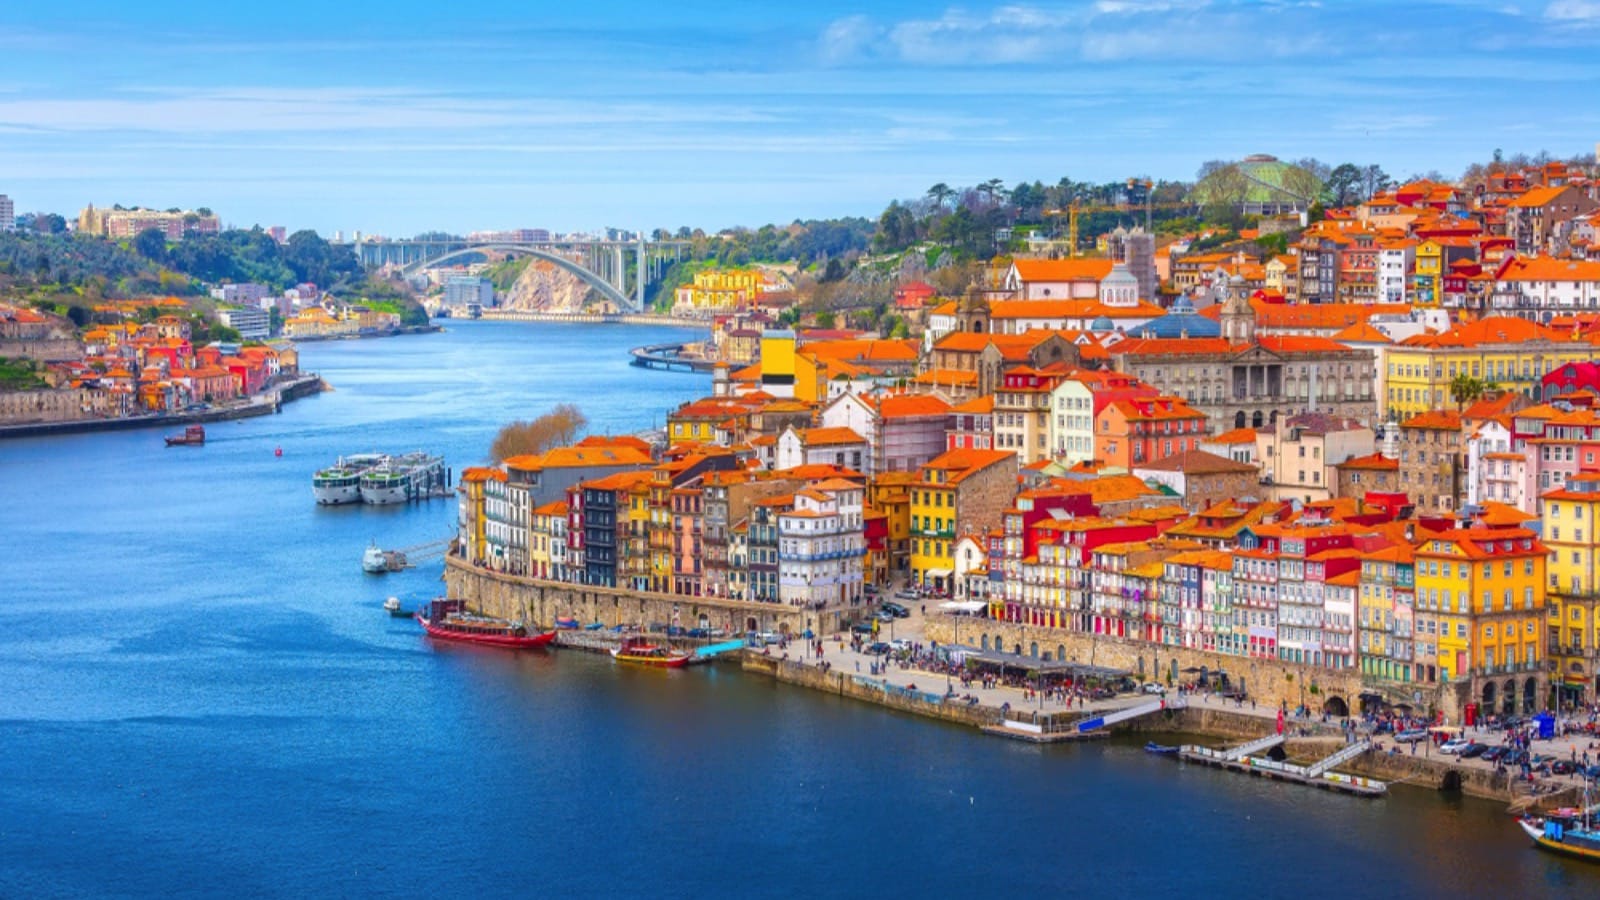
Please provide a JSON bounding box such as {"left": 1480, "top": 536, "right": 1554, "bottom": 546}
{"left": 0, "top": 320, "right": 1591, "bottom": 898}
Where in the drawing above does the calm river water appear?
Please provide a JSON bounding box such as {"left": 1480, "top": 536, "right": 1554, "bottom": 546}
{"left": 0, "top": 320, "right": 1592, "bottom": 898}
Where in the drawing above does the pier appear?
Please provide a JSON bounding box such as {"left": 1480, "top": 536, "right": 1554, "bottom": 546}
{"left": 1178, "top": 738, "right": 1386, "bottom": 798}
{"left": 629, "top": 343, "right": 720, "bottom": 373}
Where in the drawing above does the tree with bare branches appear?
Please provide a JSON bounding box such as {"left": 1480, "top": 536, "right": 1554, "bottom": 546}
{"left": 489, "top": 403, "right": 588, "bottom": 462}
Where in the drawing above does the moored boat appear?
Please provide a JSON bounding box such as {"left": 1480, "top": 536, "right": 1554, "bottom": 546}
{"left": 313, "top": 453, "right": 386, "bottom": 505}
{"left": 164, "top": 424, "right": 206, "bottom": 447}
{"left": 383, "top": 596, "right": 407, "bottom": 617}
{"left": 415, "top": 598, "right": 555, "bottom": 649}
{"left": 359, "top": 451, "right": 448, "bottom": 505}
{"left": 1144, "top": 742, "right": 1179, "bottom": 755}
{"left": 610, "top": 636, "right": 693, "bottom": 668}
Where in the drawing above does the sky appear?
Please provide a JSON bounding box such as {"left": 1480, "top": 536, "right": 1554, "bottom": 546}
{"left": 1, "top": 0, "right": 1599, "bottom": 237}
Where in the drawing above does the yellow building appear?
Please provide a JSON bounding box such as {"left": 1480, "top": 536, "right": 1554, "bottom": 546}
{"left": 1541, "top": 472, "right": 1600, "bottom": 707}
{"left": 456, "top": 467, "right": 502, "bottom": 564}
{"left": 1383, "top": 317, "right": 1593, "bottom": 419}
{"left": 1413, "top": 239, "right": 1443, "bottom": 307}
{"left": 1415, "top": 524, "right": 1546, "bottom": 716}
{"left": 909, "top": 449, "right": 1016, "bottom": 592}
{"left": 673, "top": 269, "right": 767, "bottom": 310}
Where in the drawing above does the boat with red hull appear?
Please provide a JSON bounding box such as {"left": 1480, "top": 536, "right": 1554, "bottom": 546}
{"left": 415, "top": 598, "right": 555, "bottom": 649}
{"left": 611, "top": 636, "right": 693, "bottom": 668}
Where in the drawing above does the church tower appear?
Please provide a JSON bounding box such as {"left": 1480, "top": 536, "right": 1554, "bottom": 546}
{"left": 1219, "top": 274, "right": 1256, "bottom": 344}
{"left": 957, "top": 284, "right": 990, "bottom": 335}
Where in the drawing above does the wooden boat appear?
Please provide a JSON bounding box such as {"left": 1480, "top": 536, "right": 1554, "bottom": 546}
{"left": 1144, "top": 742, "right": 1180, "bottom": 755}
{"left": 611, "top": 636, "right": 692, "bottom": 668}
{"left": 164, "top": 424, "right": 206, "bottom": 447}
{"left": 415, "top": 598, "right": 555, "bottom": 649}
{"left": 1519, "top": 778, "right": 1600, "bottom": 863}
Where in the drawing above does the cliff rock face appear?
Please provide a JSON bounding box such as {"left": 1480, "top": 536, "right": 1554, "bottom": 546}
{"left": 502, "top": 258, "right": 595, "bottom": 312}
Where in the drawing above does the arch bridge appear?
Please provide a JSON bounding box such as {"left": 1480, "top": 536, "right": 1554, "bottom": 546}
{"left": 346, "top": 238, "right": 688, "bottom": 313}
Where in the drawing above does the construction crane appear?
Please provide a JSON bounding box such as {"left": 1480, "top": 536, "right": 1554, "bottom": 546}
{"left": 1043, "top": 193, "right": 1196, "bottom": 257}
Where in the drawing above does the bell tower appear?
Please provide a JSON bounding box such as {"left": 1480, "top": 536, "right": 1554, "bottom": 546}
{"left": 1220, "top": 274, "right": 1256, "bottom": 344}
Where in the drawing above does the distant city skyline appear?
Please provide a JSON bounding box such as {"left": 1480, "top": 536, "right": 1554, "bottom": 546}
{"left": 2, "top": 1, "right": 1599, "bottom": 236}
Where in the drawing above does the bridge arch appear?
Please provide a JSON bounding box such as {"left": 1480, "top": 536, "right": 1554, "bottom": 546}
{"left": 398, "top": 243, "right": 637, "bottom": 311}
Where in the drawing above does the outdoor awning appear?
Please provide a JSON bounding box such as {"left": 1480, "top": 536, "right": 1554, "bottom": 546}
{"left": 940, "top": 600, "right": 986, "bottom": 612}
{"left": 925, "top": 568, "right": 953, "bottom": 579}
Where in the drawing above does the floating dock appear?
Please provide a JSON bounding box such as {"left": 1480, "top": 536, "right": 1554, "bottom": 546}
{"left": 1178, "top": 738, "right": 1386, "bottom": 798}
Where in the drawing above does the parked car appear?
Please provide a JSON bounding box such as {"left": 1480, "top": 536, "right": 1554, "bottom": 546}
{"left": 1141, "top": 682, "right": 1167, "bottom": 696}
{"left": 889, "top": 639, "right": 912, "bottom": 652}
{"left": 851, "top": 622, "right": 875, "bottom": 636}
{"left": 1552, "top": 760, "right": 1578, "bottom": 775}
{"left": 1395, "top": 729, "right": 1428, "bottom": 744}
{"left": 1480, "top": 746, "right": 1506, "bottom": 762}
{"left": 1461, "top": 742, "right": 1489, "bottom": 758}
{"left": 873, "top": 611, "right": 897, "bottom": 623}
{"left": 1439, "top": 738, "right": 1471, "bottom": 755}
{"left": 865, "top": 642, "right": 891, "bottom": 655}
{"left": 863, "top": 584, "right": 879, "bottom": 595}
{"left": 893, "top": 589, "right": 919, "bottom": 600}
{"left": 880, "top": 601, "right": 910, "bottom": 618}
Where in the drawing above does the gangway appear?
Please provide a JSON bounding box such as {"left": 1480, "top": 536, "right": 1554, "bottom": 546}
{"left": 1305, "top": 739, "right": 1372, "bottom": 778}
{"left": 694, "top": 640, "right": 745, "bottom": 659}
{"left": 1223, "top": 733, "right": 1285, "bottom": 761}
{"left": 1073, "top": 696, "right": 1187, "bottom": 733}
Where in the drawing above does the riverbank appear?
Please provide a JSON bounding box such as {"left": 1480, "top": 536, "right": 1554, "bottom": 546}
{"left": 286, "top": 324, "right": 443, "bottom": 342}
{"left": 0, "top": 373, "right": 327, "bottom": 439}
{"left": 482, "top": 309, "right": 704, "bottom": 328}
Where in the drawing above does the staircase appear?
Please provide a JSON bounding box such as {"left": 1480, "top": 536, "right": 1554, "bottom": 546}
{"left": 1223, "top": 733, "right": 1285, "bottom": 761}
{"left": 1305, "top": 740, "right": 1371, "bottom": 778}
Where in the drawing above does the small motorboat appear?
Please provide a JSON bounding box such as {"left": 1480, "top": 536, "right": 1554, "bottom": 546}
{"left": 362, "top": 542, "right": 389, "bottom": 574}
{"left": 555, "top": 616, "right": 580, "bottom": 630}
{"left": 383, "top": 596, "right": 406, "bottom": 617}
{"left": 164, "top": 424, "right": 206, "bottom": 447}
{"left": 1144, "top": 742, "right": 1180, "bottom": 755}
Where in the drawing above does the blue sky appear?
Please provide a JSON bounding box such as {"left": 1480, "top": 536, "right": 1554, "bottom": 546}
{"left": 2, "top": 0, "right": 1598, "bottom": 236}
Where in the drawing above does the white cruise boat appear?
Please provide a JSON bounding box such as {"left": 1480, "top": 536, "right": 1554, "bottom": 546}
{"left": 359, "top": 452, "right": 447, "bottom": 505}
{"left": 312, "top": 453, "right": 387, "bottom": 505}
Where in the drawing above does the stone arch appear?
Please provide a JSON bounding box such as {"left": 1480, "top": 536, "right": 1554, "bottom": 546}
{"left": 980, "top": 634, "right": 990, "bottom": 651}
{"left": 1482, "top": 681, "right": 1497, "bottom": 709}
{"left": 1058, "top": 644, "right": 1066, "bottom": 663}
{"left": 1440, "top": 769, "right": 1463, "bottom": 792}
{"left": 1030, "top": 641, "right": 1039, "bottom": 658}
{"left": 746, "top": 616, "right": 758, "bottom": 632}
{"left": 1251, "top": 411, "right": 1265, "bottom": 428}
{"left": 402, "top": 243, "right": 637, "bottom": 310}
{"left": 1502, "top": 679, "right": 1516, "bottom": 716}
{"left": 1235, "top": 411, "right": 1247, "bottom": 429}
{"left": 1322, "top": 695, "right": 1349, "bottom": 718}
{"left": 1524, "top": 677, "right": 1539, "bottom": 714}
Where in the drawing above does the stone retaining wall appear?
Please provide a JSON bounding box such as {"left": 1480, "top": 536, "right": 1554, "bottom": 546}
{"left": 741, "top": 652, "right": 1001, "bottom": 729}
{"left": 925, "top": 616, "right": 1367, "bottom": 714}
{"left": 446, "top": 556, "right": 835, "bottom": 634}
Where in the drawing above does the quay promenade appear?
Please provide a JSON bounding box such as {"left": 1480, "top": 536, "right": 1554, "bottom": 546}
{"left": 0, "top": 373, "right": 326, "bottom": 440}
{"left": 752, "top": 605, "right": 1597, "bottom": 808}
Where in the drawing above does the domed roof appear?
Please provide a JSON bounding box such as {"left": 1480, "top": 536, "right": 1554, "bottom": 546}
{"left": 1090, "top": 315, "right": 1115, "bottom": 332}
{"left": 1141, "top": 300, "right": 1221, "bottom": 339}
{"left": 1103, "top": 263, "right": 1137, "bottom": 284}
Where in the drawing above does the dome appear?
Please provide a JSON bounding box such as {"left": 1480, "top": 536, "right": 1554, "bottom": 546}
{"left": 1141, "top": 304, "right": 1221, "bottom": 339}
{"left": 1090, "top": 315, "right": 1115, "bottom": 332}
{"left": 1192, "top": 154, "right": 1320, "bottom": 207}
{"left": 1103, "top": 264, "right": 1137, "bottom": 285}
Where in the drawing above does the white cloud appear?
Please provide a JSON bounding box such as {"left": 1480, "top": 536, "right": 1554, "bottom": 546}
{"left": 1545, "top": 0, "right": 1600, "bottom": 18}
{"left": 818, "top": 15, "right": 881, "bottom": 63}
{"left": 820, "top": 2, "right": 1329, "bottom": 65}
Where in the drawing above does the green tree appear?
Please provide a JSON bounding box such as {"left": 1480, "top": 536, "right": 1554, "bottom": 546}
{"left": 815, "top": 311, "right": 836, "bottom": 329}
{"left": 1325, "top": 164, "right": 1362, "bottom": 206}
{"left": 926, "top": 183, "right": 955, "bottom": 212}
{"left": 132, "top": 228, "right": 168, "bottom": 262}
{"left": 1449, "top": 374, "right": 1487, "bottom": 410}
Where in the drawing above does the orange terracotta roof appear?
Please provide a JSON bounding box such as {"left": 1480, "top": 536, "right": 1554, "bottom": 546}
{"left": 878, "top": 394, "right": 951, "bottom": 418}
{"left": 1010, "top": 258, "right": 1116, "bottom": 282}
{"left": 797, "top": 426, "right": 865, "bottom": 447}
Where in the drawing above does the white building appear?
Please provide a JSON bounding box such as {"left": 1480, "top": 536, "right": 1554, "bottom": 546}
{"left": 777, "top": 482, "right": 865, "bottom": 611}
{"left": 1048, "top": 377, "right": 1097, "bottom": 465}
{"left": 216, "top": 306, "right": 270, "bottom": 341}
{"left": 0, "top": 194, "right": 13, "bottom": 232}
{"left": 1376, "top": 242, "right": 1414, "bottom": 304}
{"left": 774, "top": 425, "right": 868, "bottom": 473}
